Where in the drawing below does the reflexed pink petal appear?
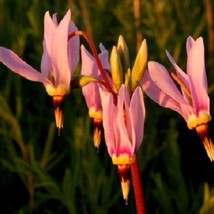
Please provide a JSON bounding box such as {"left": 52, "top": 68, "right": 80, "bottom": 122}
{"left": 81, "top": 45, "right": 97, "bottom": 76}
{"left": 82, "top": 83, "right": 101, "bottom": 112}
{"left": 41, "top": 42, "right": 52, "bottom": 78}
{"left": 81, "top": 44, "right": 109, "bottom": 77}
{"left": 99, "top": 87, "right": 115, "bottom": 155}
{"left": 114, "top": 86, "right": 133, "bottom": 156}
{"left": 129, "top": 86, "right": 145, "bottom": 150}
{"left": 166, "top": 50, "right": 191, "bottom": 103}
{"left": 166, "top": 50, "right": 189, "bottom": 89}
{"left": 81, "top": 45, "right": 101, "bottom": 112}
{"left": 187, "top": 37, "right": 209, "bottom": 113}
{"left": 81, "top": 44, "right": 109, "bottom": 116}
{"left": 68, "top": 21, "right": 79, "bottom": 73}
{"left": 68, "top": 22, "right": 80, "bottom": 70}
{"left": 186, "top": 36, "right": 195, "bottom": 54}
{"left": 52, "top": 10, "right": 71, "bottom": 87}
{"left": 98, "top": 44, "right": 110, "bottom": 71}
{"left": 43, "top": 11, "right": 57, "bottom": 51}
{"left": 0, "top": 47, "right": 44, "bottom": 82}
{"left": 41, "top": 11, "right": 57, "bottom": 77}
{"left": 148, "top": 61, "right": 187, "bottom": 105}
{"left": 99, "top": 43, "right": 105, "bottom": 51}
{"left": 142, "top": 70, "right": 186, "bottom": 118}
{"left": 113, "top": 107, "right": 132, "bottom": 157}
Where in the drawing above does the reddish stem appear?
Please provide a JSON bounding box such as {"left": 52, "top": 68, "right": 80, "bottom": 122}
{"left": 68, "top": 31, "right": 114, "bottom": 94}
{"left": 131, "top": 159, "right": 146, "bottom": 214}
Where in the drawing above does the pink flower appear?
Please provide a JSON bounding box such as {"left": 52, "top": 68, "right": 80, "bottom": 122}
{"left": 142, "top": 36, "right": 214, "bottom": 161}
{"left": 100, "top": 84, "right": 145, "bottom": 163}
{"left": 100, "top": 84, "right": 145, "bottom": 200}
{"left": 0, "top": 10, "right": 80, "bottom": 132}
{"left": 81, "top": 44, "right": 110, "bottom": 148}
{"left": 81, "top": 44, "right": 110, "bottom": 121}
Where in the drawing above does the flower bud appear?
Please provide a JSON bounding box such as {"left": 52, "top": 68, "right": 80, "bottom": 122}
{"left": 131, "top": 39, "right": 148, "bottom": 91}
{"left": 110, "top": 46, "right": 123, "bottom": 93}
{"left": 71, "top": 75, "right": 98, "bottom": 88}
{"left": 117, "top": 35, "right": 130, "bottom": 74}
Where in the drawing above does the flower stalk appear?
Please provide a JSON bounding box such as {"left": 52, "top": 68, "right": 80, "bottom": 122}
{"left": 68, "top": 31, "right": 114, "bottom": 96}
{"left": 131, "top": 159, "right": 146, "bottom": 214}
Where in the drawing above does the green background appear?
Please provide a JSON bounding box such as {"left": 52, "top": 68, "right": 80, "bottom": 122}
{"left": 0, "top": 0, "right": 214, "bottom": 213}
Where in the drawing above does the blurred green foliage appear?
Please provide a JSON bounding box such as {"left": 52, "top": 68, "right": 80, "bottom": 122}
{"left": 0, "top": 0, "right": 214, "bottom": 213}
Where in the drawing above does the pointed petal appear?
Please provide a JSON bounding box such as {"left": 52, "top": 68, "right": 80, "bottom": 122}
{"left": 99, "top": 43, "right": 106, "bottom": 52}
{"left": 81, "top": 45, "right": 97, "bottom": 76}
{"left": 41, "top": 11, "right": 57, "bottom": 76}
{"left": 187, "top": 37, "right": 209, "bottom": 113}
{"left": 52, "top": 10, "right": 71, "bottom": 87}
{"left": 82, "top": 82, "right": 101, "bottom": 113}
{"left": 129, "top": 86, "right": 145, "bottom": 150}
{"left": 43, "top": 11, "right": 57, "bottom": 52}
{"left": 81, "top": 44, "right": 109, "bottom": 77}
{"left": 99, "top": 87, "right": 115, "bottom": 156}
{"left": 142, "top": 70, "right": 186, "bottom": 118}
{"left": 166, "top": 50, "right": 191, "bottom": 103}
{"left": 81, "top": 44, "right": 109, "bottom": 114}
{"left": 98, "top": 43, "right": 110, "bottom": 71}
{"left": 41, "top": 42, "right": 52, "bottom": 78}
{"left": 81, "top": 45, "right": 101, "bottom": 112}
{"left": 114, "top": 86, "right": 132, "bottom": 156}
{"left": 68, "top": 20, "right": 79, "bottom": 73}
{"left": 0, "top": 47, "right": 44, "bottom": 82}
{"left": 186, "top": 36, "right": 195, "bottom": 54}
{"left": 148, "top": 61, "right": 187, "bottom": 104}
{"left": 142, "top": 69, "right": 194, "bottom": 121}
{"left": 166, "top": 50, "right": 189, "bottom": 88}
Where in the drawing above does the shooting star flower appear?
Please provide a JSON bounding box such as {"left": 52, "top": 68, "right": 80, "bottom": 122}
{"left": 142, "top": 36, "right": 213, "bottom": 160}
{"left": 100, "top": 84, "right": 145, "bottom": 202}
{"left": 81, "top": 44, "right": 110, "bottom": 149}
{"left": 0, "top": 10, "right": 79, "bottom": 133}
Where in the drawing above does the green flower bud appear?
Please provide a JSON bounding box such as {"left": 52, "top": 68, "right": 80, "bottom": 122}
{"left": 117, "top": 35, "right": 130, "bottom": 74}
{"left": 110, "top": 46, "right": 123, "bottom": 93}
{"left": 71, "top": 75, "right": 98, "bottom": 88}
{"left": 131, "top": 39, "right": 148, "bottom": 91}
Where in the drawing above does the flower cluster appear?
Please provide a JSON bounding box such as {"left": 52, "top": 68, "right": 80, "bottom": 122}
{"left": 0, "top": 10, "right": 213, "bottom": 205}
